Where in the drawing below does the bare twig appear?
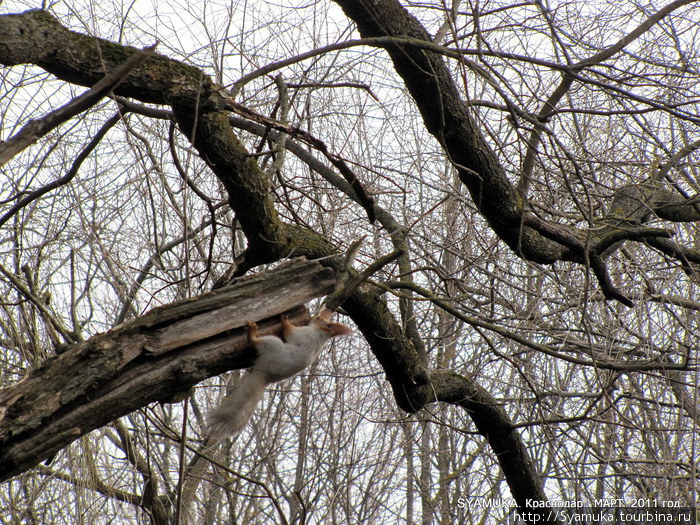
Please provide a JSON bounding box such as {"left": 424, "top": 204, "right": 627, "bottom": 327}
{"left": 147, "top": 413, "right": 291, "bottom": 525}
{"left": 264, "top": 74, "right": 290, "bottom": 178}
{"left": 0, "top": 43, "right": 156, "bottom": 167}
{"left": 518, "top": 0, "right": 696, "bottom": 195}
{"left": 225, "top": 99, "right": 377, "bottom": 224}
{"left": 168, "top": 121, "right": 218, "bottom": 281}
{"left": 323, "top": 241, "right": 404, "bottom": 313}
{"left": 0, "top": 111, "right": 123, "bottom": 229}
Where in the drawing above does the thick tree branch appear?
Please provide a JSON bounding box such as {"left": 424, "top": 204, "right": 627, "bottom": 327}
{"left": 0, "top": 259, "right": 335, "bottom": 481}
{"left": 331, "top": 0, "right": 571, "bottom": 267}
{"left": 0, "top": 8, "right": 429, "bottom": 469}
{"left": 0, "top": 43, "right": 154, "bottom": 167}
{"left": 331, "top": 0, "right": 700, "bottom": 305}
{"left": 429, "top": 371, "right": 551, "bottom": 516}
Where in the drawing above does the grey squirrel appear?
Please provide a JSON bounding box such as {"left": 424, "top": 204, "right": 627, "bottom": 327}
{"left": 206, "top": 309, "right": 352, "bottom": 441}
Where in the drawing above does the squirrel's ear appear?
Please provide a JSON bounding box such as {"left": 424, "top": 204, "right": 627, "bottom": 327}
{"left": 327, "top": 322, "right": 353, "bottom": 337}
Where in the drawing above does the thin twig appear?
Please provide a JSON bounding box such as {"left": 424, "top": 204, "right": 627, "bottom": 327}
{"left": 323, "top": 245, "right": 404, "bottom": 313}
{"left": 0, "top": 43, "right": 156, "bottom": 166}
{"left": 225, "top": 99, "right": 377, "bottom": 224}
{"left": 0, "top": 111, "right": 123, "bottom": 228}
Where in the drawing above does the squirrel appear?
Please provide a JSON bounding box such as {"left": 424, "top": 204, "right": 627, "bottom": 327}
{"left": 206, "top": 309, "right": 353, "bottom": 441}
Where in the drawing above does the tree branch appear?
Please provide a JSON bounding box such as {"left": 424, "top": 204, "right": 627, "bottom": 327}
{"left": 429, "top": 371, "right": 551, "bottom": 517}
{"left": 225, "top": 99, "right": 377, "bottom": 224}
{"left": 518, "top": 0, "right": 697, "bottom": 194}
{"left": 0, "top": 43, "right": 154, "bottom": 167}
{"left": 331, "top": 0, "right": 571, "bottom": 268}
{"left": 0, "top": 111, "right": 123, "bottom": 228}
{"left": 0, "top": 259, "right": 335, "bottom": 481}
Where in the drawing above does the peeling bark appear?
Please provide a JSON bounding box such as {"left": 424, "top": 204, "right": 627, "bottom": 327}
{"left": 12, "top": 8, "right": 698, "bottom": 522}
{"left": 0, "top": 259, "right": 335, "bottom": 481}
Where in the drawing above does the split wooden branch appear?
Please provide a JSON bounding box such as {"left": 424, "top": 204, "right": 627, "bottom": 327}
{"left": 0, "top": 258, "right": 335, "bottom": 482}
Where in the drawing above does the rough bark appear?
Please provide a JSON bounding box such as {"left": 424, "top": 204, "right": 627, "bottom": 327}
{"left": 430, "top": 372, "right": 550, "bottom": 517}
{"left": 0, "top": 9, "right": 593, "bottom": 521}
{"left": 332, "top": 0, "right": 699, "bottom": 288}
{"left": 0, "top": 258, "right": 335, "bottom": 481}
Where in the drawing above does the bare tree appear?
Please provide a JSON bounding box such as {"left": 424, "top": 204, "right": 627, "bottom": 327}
{"left": 1, "top": 0, "right": 699, "bottom": 523}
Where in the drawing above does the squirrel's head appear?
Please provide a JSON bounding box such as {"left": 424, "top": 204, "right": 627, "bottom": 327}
{"left": 313, "top": 308, "right": 353, "bottom": 337}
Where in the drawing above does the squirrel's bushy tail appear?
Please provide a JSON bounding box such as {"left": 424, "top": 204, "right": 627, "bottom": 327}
{"left": 207, "top": 371, "right": 268, "bottom": 441}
